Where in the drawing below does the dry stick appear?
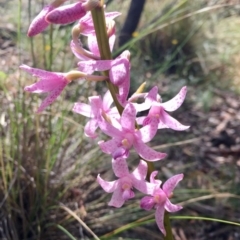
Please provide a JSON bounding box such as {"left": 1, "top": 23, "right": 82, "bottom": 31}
{"left": 60, "top": 204, "right": 100, "bottom": 240}
{"left": 91, "top": 1, "right": 172, "bottom": 239}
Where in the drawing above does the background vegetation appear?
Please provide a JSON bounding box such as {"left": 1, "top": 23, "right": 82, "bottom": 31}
{"left": 0, "top": 0, "right": 240, "bottom": 239}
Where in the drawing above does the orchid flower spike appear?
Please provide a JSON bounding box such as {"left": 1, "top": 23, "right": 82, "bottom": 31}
{"left": 20, "top": 65, "right": 107, "bottom": 112}
{"left": 72, "top": 90, "right": 119, "bottom": 138}
{"left": 136, "top": 86, "right": 190, "bottom": 131}
{"left": 27, "top": 0, "right": 66, "bottom": 37}
{"left": 98, "top": 103, "right": 166, "bottom": 161}
{"left": 97, "top": 158, "right": 156, "bottom": 208}
{"left": 140, "top": 172, "right": 184, "bottom": 236}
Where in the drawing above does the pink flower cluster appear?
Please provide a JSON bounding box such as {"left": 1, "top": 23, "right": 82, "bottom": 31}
{"left": 22, "top": 0, "right": 189, "bottom": 236}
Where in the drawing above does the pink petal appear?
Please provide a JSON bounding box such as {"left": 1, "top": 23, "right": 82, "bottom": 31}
{"left": 37, "top": 83, "right": 67, "bottom": 112}
{"left": 87, "top": 34, "right": 100, "bottom": 56}
{"left": 46, "top": 2, "right": 86, "bottom": 24}
{"left": 109, "top": 58, "right": 129, "bottom": 85}
{"left": 150, "top": 171, "right": 162, "bottom": 186}
{"left": 24, "top": 78, "right": 61, "bottom": 93}
{"left": 112, "top": 157, "right": 129, "bottom": 178}
{"left": 105, "top": 12, "right": 122, "bottom": 20}
{"left": 72, "top": 102, "right": 92, "bottom": 118}
{"left": 27, "top": 5, "right": 54, "bottom": 37}
{"left": 108, "top": 186, "right": 125, "bottom": 208}
{"left": 78, "top": 59, "right": 112, "bottom": 74}
{"left": 161, "top": 111, "right": 189, "bottom": 131}
{"left": 84, "top": 119, "right": 98, "bottom": 138}
{"left": 97, "top": 174, "right": 117, "bottom": 193}
{"left": 120, "top": 103, "right": 136, "bottom": 131}
{"left": 20, "top": 64, "right": 59, "bottom": 79}
{"left": 136, "top": 116, "right": 145, "bottom": 125}
{"left": 155, "top": 206, "right": 166, "bottom": 236}
{"left": 109, "top": 34, "right": 116, "bottom": 51}
{"left": 162, "top": 173, "right": 183, "bottom": 197}
{"left": 122, "top": 189, "right": 135, "bottom": 201}
{"left": 165, "top": 198, "right": 183, "bottom": 213}
{"left": 117, "top": 76, "right": 130, "bottom": 106}
{"left": 140, "top": 196, "right": 155, "bottom": 210}
{"left": 133, "top": 140, "right": 167, "bottom": 162}
{"left": 133, "top": 102, "right": 151, "bottom": 112}
{"left": 79, "top": 11, "right": 121, "bottom": 36}
{"left": 98, "top": 118, "right": 122, "bottom": 138}
{"left": 145, "top": 86, "right": 159, "bottom": 105}
{"left": 103, "top": 90, "right": 113, "bottom": 111}
{"left": 161, "top": 86, "right": 187, "bottom": 112}
{"left": 78, "top": 12, "right": 95, "bottom": 36}
{"left": 70, "top": 41, "right": 93, "bottom": 61}
{"left": 131, "top": 160, "right": 148, "bottom": 180}
{"left": 139, "top": 117, "right": 158, "bottom": 143}
{"left": 132, "top": 178, "right": 156, "bottom": 195}
{"left": 98, "top": 139, "right": 119, "bottom": 155}
{"left": 112, "top": 147, "right": 129, "bottom": 160}
{"left": 89, "top": 96, "right": 103, "bottom": 117}
{"left": 157, "top": 121, "right": 169, "bottom": 129}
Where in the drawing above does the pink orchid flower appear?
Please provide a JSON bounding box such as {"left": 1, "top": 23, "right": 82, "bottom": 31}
{"left": 20, "top": 64, "right": 107, "bottom": 112}
{"left": 20, "top": 65, "right": 70, "bottom": 112}
{"left": 97, "top": 158, "right": 156, "bottom": 208}
{"left": 71, "top": 12, "right": 120, "bottom": 61}
{"left": 140, "top": 172, "right": 183, "bottom": 236}
{"left": 78, "top": 51, "right": 130, "bottom": 105}
{"left": 98, "top": 103, "right": 166, "bottom": 161}
{"left": 72, "top": 90, "right": 119, "bottom": 138}
{"left": 79, "top": 11, "right": 121, "bottom": 36}
{"left": 135, "top": 86, "right": 189, "bottom": 131}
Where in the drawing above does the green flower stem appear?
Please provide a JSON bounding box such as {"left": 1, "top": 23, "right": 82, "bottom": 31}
{"left": 90, "top": 1, "right": 123, "bottom": 115}
{"left": 164, "top": 211, "right": 174, "bottom": 240}
{"left": 91, "top": 2, "right": 173, "bottom": 239}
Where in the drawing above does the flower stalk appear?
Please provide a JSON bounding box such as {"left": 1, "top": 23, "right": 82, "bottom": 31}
{"left": 90, "top": 2, "right": 123, "bottom": 114}
{"left": 164, "top": 211, "right": 174, "bottom": 240}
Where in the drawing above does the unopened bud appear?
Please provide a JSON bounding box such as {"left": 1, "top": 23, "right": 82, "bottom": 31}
{"left": 83, "top": 0, "right": 101, "bottom": 11}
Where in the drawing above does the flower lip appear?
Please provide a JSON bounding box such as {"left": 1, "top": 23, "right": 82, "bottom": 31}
{"left": 153, "top": 189, "right": 167, "bottom": 205}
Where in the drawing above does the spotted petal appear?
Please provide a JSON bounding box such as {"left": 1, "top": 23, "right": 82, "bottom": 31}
{"left": 84, "top": 119, "right": 98, "bottom": 138}
{"left": 37, "top": 84, "right": 67, "bottom": 112}
{"left": 120, "top": 103, "right": 136, "bottom": 131}
{"left": 139, "top": 117, "right": 158, "bottom": 143}
{"left": 28, "top": 5, "right": 54, "bottom": 37}
{"left": 97, "top": 174, "right": 117, "bottom": 193}
{"left": 161, "top": 86, "right": 187, "bottom": 112}
{"left": 161, "top": 111, "right": 189, "bottom": 131}
{"left": 20, "top": 64, "right": 59, "bottom": 79}
{"left": 155, "top": 206, "right": 166, "bottom": 236}
{"left": 46, "top": 2, "right": 86, "bottom": 24}
{"left": 108, "top": 185, "right": 125, "bottom": 208}
{"left": 131, "top": 160, "right": 148, "bottom": 180}
{"left": 162, "top": 173, "right": 183, "bottom": 197}
{"left": 165, "top": 198, "right": 182, "bottom": 213}
{"left": 103, "top": 90, "right": 113, "bottom": 110}
{"left": 98, "top": 139, "right": 119, "bottom": 155}
{"left": 112, "top": 158, "right": 129, "bottom": 178}
{"left": 133, "top": 140, "right": 167, "bottom": 162}
{"left": 72, "top": 102, "right": 92, "bottom": 118}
